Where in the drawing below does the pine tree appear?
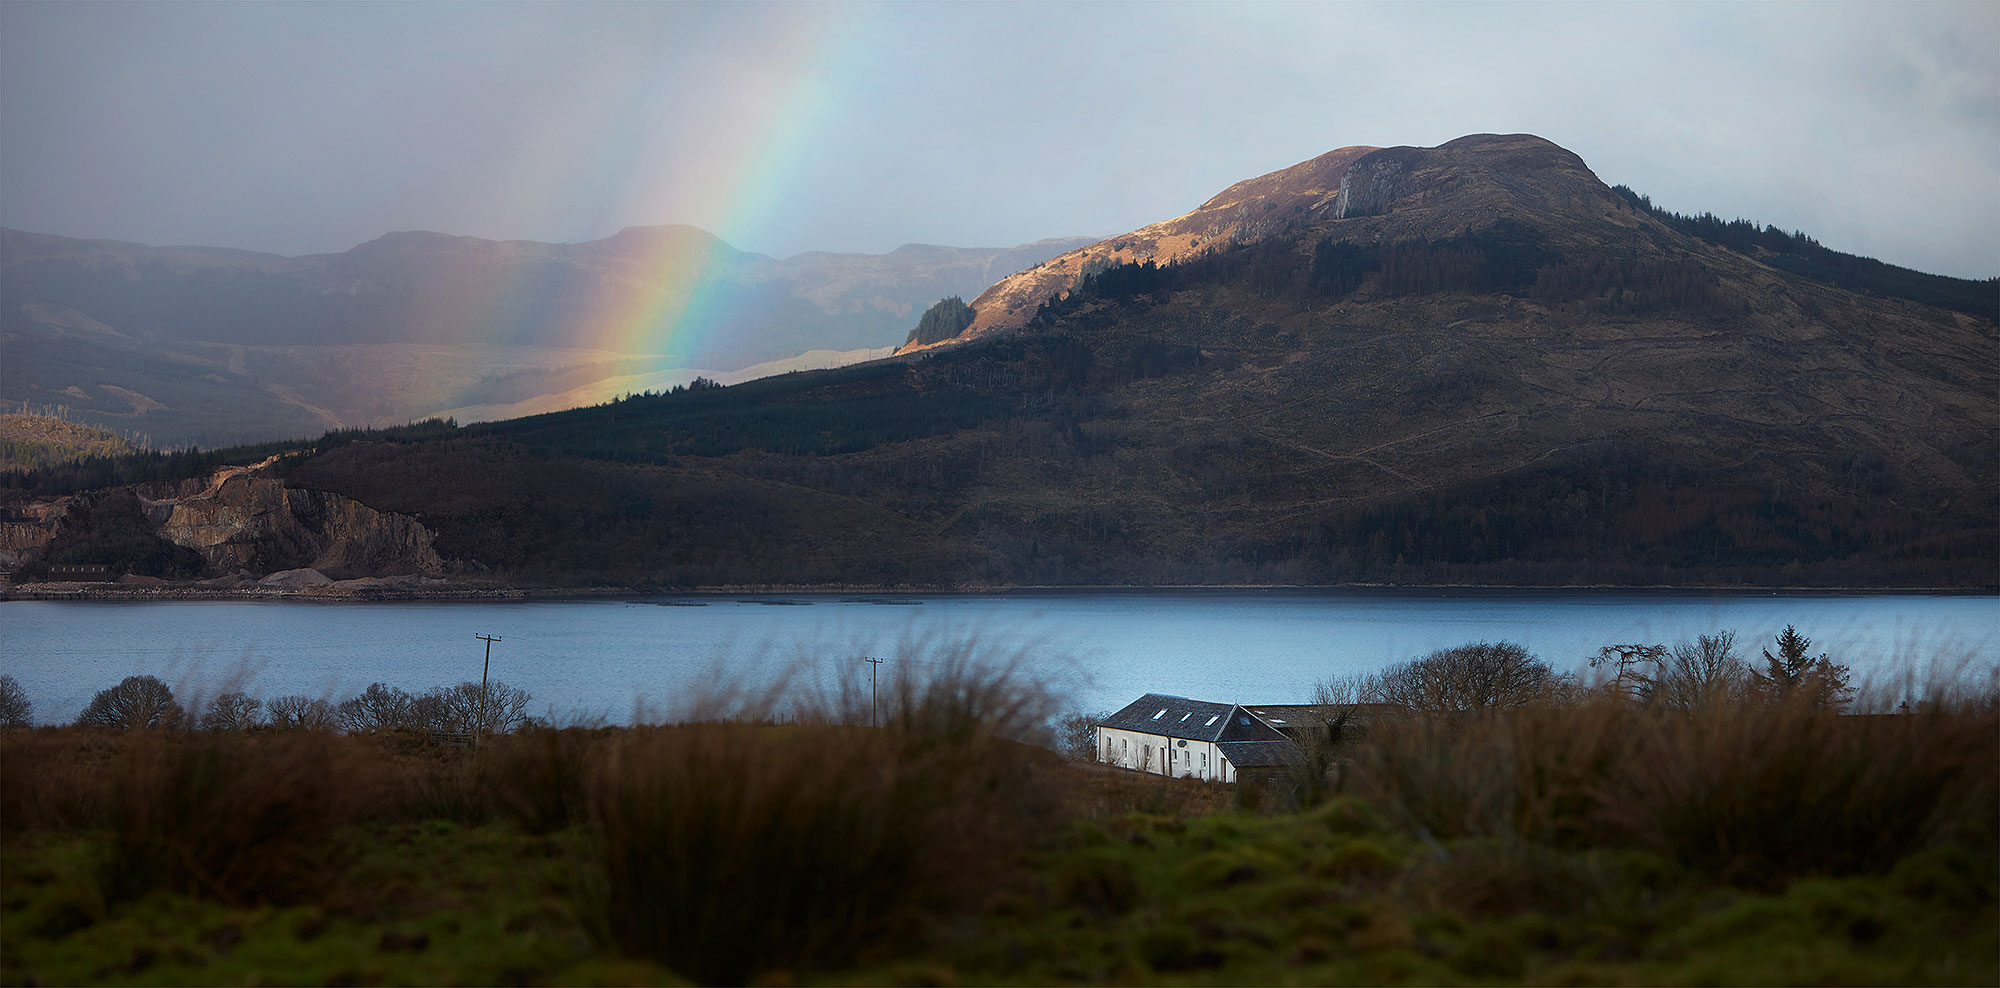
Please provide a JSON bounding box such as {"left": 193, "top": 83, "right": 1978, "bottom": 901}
{"left": 1753, "top": 625, "right": 1854, "bottom": 711}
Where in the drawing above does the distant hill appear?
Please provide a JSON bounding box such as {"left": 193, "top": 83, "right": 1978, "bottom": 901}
{"left": 0, "top": 414, "right": 134, "bottom": 471}
{"left": 7, "top": 135, "right": 1995, "bottom": 589}
{"left": 0, "top": 227, "right": 1093, "bottom": 447}
{"left": 910, "top": 135, "right": 1996, "bottom": 351}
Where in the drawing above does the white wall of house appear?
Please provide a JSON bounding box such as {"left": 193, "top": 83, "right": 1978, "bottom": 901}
{"left": 1095, "top": 726, "right": 1234, "bottom": 783}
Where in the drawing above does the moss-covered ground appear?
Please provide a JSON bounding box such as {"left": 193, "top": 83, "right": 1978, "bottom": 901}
{"left": 6, "top": 788, "right": 1994, "bottom": 986}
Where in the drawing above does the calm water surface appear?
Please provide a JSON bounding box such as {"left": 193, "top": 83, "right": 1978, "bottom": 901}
{"left": 2, "top": 590, "right": 1994, "bottom": 725}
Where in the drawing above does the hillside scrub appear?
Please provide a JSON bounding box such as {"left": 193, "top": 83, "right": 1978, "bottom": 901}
{"left": 0, "top": 414, "right": 137, "bottom": 472}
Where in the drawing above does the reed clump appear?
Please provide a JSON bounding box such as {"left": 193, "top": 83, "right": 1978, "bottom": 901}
{"left": 1346, "top": 691, "right": 1999, "bottom": 887}
{"left": 101, "top": 730, "right": 368, "bottom": 905}
{"left": 478, "top": 726, "right": 612, "bottom": 834}
{"left": 582, "top": 658, "right": 1060, "bottom": 985}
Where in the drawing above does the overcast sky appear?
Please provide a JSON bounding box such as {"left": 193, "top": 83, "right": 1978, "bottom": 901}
{"left": 3, "top": 2, "right": 1995, "bottom": 278}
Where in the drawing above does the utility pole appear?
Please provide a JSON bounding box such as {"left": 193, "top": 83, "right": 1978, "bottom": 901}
{"left": 475, "top": 634, "right": 501, "bottom": 735}
{"left": 864, "top": 656, "right": 883, "bottom": 728}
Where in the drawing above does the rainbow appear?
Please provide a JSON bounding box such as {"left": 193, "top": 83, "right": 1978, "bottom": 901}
{"left": 556, "top": 8, "right": 875, "bottom": 362}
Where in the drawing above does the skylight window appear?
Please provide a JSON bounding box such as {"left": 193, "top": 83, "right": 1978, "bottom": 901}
{"left": 1204, "top": 715, "right": 1219, "bottom": 726}
{"left": 1153, "top": 708, "right": 1167, "bottom": 720}
{"left": 1180, "top": 712, "right": 1191, "bottom": 721}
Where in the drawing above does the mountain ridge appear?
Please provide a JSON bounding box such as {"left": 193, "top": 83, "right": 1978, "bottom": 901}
{"left": 0, "top": 225, "right": 1094, "bottom": 446}
{"left": 5, "top": 134, "right": 1993, "bottom": 590}
{"left": 911, "top": 133, "right": 1991, "bottom": 353}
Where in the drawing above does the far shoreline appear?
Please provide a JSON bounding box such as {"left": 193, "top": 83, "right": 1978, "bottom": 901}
{"left": 3, "top": 581, "right": 1993, "bottom": 604}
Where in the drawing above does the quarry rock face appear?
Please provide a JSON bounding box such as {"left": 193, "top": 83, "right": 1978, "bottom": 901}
{"left": 143, "top": 471, "right": 443, "bottom": 577}
{"left": 0, "top": 500, "right": 68, "bottom": 568}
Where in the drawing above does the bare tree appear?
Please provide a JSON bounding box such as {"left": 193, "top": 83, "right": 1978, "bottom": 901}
{"left": 199, "top": 691, "right": 265, "bottom": 731}
{"left": 338, "top": 683, "right": 416, "bottom": 734}
{"left": 1590, "top": 643, "right": 1670, "bottom": 703}
{"left": 76, "top": 675, "right": 182, "bottom": 730}
{"left": 1055, "top": 710, "right": 1109, "bottom": 761}
{"left": 1311, "top": 673, "right": 1378, "bottom": 708}
{"left": 1657, "top": 631, "right": 1748, "bottom": 711}
{"left": 1372, "top": 642, "right": 1564, "bottom": 715}
{"left": 0, "top": 674, "right": 31, "bottom": 728}
{"left": 266, "top": 695, "right": 337, "bottom": 731}
{"left": 413, "top": 681, "right": 532, "bottom": 734}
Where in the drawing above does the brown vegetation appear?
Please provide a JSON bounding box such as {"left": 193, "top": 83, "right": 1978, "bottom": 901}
{"left": 3, "top": 646, "right": 1995, "bottom": 984}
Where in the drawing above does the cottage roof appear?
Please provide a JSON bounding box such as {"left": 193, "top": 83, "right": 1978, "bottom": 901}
{"left": 1099, "top": 693, "right": 1289, "bottom": 744}
{"left": 1216, "top": 739, "right": 1302, "bottom": 768}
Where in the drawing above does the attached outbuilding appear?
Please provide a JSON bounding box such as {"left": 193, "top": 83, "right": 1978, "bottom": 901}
{"left": 1095, "top": 693, "right": 1296, "bottom": 783}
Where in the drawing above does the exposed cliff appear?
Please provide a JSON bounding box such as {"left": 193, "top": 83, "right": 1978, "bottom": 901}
{"left": 0, "top": 499, "right": 67, "bottom": 569}
{"left": 138, "top": 462, "right": 442, "bottom": 577}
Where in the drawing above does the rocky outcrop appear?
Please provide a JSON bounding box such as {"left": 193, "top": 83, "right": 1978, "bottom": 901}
{"left": 142, "top": 468, "right": 442, "bottom": 577}
{"left": 1333, "top": 147, "right": 1420, "bottom": 219}
{"left": 0, "top": 499, "right": 69, "bottom": 568}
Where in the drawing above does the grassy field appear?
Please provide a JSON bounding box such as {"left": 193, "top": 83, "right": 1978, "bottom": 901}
{"left": 2, "top": 682, "right": 1994, "bottom": 986}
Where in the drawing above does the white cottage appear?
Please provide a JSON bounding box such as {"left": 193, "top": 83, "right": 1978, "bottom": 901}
{"left": 1095, "top": 693, "right": 1297, "bottom": 783}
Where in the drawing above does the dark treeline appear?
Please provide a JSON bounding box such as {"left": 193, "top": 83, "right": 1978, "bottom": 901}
{"left": 1287, "top": 443, "right": 1979, "bottom": 587}
{"left": 1610, "top": 184, "right": 1998, "bottom": 322}
{"left": 0, "top": 418, "right": 462, "bottom": 499}
{"left": 2, "top": 446, "right": 273, "bottom": 499}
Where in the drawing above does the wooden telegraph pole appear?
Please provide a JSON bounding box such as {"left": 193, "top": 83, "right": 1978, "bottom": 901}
{"left": 475, "top": 634, "right": 501, "bottom": 735}
{"left": 864, "top": 656, "right": 883, "bottom": 728}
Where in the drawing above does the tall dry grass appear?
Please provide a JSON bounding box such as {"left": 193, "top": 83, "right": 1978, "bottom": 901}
{"left": 1, "top": 726, "right": 512, "bottom": 903}
{"left": 100, "top": 731, "right": 367, "bottom": 904}
{"left": 1344, "top": 689, "right": 1999, "bottom": 887}
{"left": 581, "top": 649, "right": 1063, "bottom": 985}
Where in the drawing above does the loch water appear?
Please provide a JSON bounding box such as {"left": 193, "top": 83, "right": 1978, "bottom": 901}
{"left": 3, "top": 590, "right": 1994, "bottom": 725}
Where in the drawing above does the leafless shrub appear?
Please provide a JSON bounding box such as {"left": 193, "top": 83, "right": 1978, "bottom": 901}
{"left": 0, "top": 674, "right": 31, "bottom": 728}
{"left": 198, "top": 691, "right": 264, "bottom": 731}
{"left": 1312, "top": 673, "right": 1376, "bottom": 708}
{"left": 337, "top": 682, "right": 415, "bottom": 734}
{"left": 265, "top": 695, "right": 336, "bottom": 730}
{"left": 1056, "top": 710, "right": 1110, "bottom": 761}
{"left": 1593, "top": 632, "right": 1749, "bottom": 711}
{"left": 75, "top": 675, "right": 183, "bottom": 730}
{"left": 412, "top": 681, "right": 532, "bottom": 734}
{"left": 1658, "top": 631, "right": 1749, "bottom": 710}
{"left": 1370, "top": 641, "right": 1566, "bottom": 715}
{"left": 1589, "top": 642, "right": 1669, "bottom": 703}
